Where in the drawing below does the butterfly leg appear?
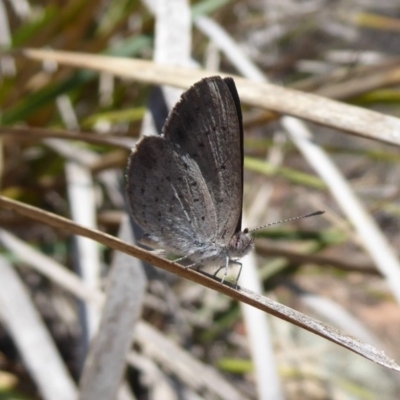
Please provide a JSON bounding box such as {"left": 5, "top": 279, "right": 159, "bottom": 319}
{"left": 217, "top": 256, "right": 230, "bottom": 285}
{"left": 230, "top": 261, "right": 243, "bottom": 288}
{"left": 212, "top": 264, "right": 227, "bottom": 284}
{"left": 177, "top": 252, "right": 202, "bottom": 269}
{"left": 213, "top": 265, "right": 227, "bottom": 285}
{"left": 175, "top": 254, "right": 190, "bottom": 264}
{"left": 214, "top": 259, "right": 242, "bottom": 287}
{"left": 184, "top": 260, "right": 201, "bottom": 269}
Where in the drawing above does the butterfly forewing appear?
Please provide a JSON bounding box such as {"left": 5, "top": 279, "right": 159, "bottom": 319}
{"left": 163, "top": 77, "right": 243, "bottom": 242}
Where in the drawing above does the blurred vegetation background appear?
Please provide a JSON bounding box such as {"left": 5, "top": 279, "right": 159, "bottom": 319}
{"left": 1, "top": 1, "right": 400, "bottom": 399}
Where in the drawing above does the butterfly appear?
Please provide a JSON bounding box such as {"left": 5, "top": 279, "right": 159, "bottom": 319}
{"left": 126, "top": 76, "right": 253, "bottom": 283}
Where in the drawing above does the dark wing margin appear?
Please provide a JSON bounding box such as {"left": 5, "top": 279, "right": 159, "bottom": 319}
{"left": 222, "top": 77, "right": 244, "bottom": 233}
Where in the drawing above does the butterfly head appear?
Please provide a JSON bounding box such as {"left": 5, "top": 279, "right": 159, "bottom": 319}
{"left": 228, "top": 228, "right": 254, "bottom": 260}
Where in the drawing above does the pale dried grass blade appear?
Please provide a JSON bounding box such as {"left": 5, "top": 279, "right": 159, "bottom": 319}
{"left": 65, "top": 161, "right": 101, "bottom": 340}
{"left": 140, "top": 0, "right": 192, "bottom": 139}
{"left": 195, "top": 15, "right": 265, "bottom": 82}
{"left": 240, "top": 252, "right": 284, "bottom": 400}
{"left": 19, "top": 48, "right": 400, "bottom": 147}
{"left": 127, "top": 351, "right": 179, "bottom": 399}
{"left": 0, "top": 195, "right": 398, "bottom": 372}
{"left": 44, "top": 138, "right": 98, "bottom": 166}
{"left": 0, "top": 256, "right": 77, "bottom": 400}
{"left": 0, "top": 126, "right": 133, "bottom": 149}
{"left": 299, "top": 290, "right": 382, "bottom": 348}
{"left": 134, "top": 322, "right": 248, "bottom": 400}
{"left": 0, "top": 0, "right": 15, "bottom": 77}
{"left": 55, "top": 84, "right": 101, "bottom": 345}
{"left": 79, "top": 216, "right": 146, "bottom": 400}
{"left": 0, "top": 228, "right": 104, "bottom": 306}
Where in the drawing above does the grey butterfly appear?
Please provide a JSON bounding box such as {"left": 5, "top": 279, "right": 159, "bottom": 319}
{"left": 126, "top": 76, "right": 253, "bottom": 282}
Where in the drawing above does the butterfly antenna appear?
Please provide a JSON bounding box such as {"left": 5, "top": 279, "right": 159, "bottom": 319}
{"left": 248, "top": 211, "right": 325, "bottom": 233}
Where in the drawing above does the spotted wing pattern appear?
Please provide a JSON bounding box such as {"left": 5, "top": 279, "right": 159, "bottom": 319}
{"left": 126, "top": 76, "right": 243, "bottom": 256}
{"left": 162, "top": 77, "right": 243, "bottom": 242}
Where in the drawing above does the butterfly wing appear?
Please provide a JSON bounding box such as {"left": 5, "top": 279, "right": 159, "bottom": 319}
{"left": 126, "top": 135, "right": 218, "bottom": 254}
{"left": 163, "top": 77, "right": 244, "bottom": 242}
